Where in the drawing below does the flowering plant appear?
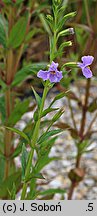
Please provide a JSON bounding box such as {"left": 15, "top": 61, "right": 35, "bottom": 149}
{"left": 0, "top": 0, "right": 96, "bottom": 200}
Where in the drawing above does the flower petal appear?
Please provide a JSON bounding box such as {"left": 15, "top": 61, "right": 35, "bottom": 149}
{"left": 37, "top": 70, "right": 49, "bottom": 81}
{"left": 81, "top": 55, "right": 94, "bottom": 67}
{"left": 77, "top": 62, "right": 84, "bottom": 68}
{"left": 49, "top": 71, "right": 63, "bottom": 83}
{"left": 49, "top": 74, "right": 58, "bottom": 83}
{"left": 49, "top": 61, "right": 59, "bottom": 71}
{"left": 56, "top": 71, "right": 63, "bottom": 81}
{"left": 82, "top": 67, "right": 93, "bottom": 78}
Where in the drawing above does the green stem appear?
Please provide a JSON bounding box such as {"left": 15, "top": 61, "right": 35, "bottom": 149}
{"left": 21, "top": 3, "right": 58, "bottom": 199}
{"left": 50, "top": 8, "right": 57, "bottom": 62}
{"left": 21, "top": 83, "right": 49, "bottom": 200}
{"left": 84, "top": 0, "right": 92, "bottom": 29}
{"left": 21, "top": 150, "right": 34, "bottom": 200}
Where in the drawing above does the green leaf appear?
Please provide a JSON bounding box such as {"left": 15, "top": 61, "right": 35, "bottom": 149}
{"left": 0, "top": 171, "right": 21, "bottom": 198}
{"left": 6, "top": 127, "right": 30, "bottom": 144}
{"left": 51, "top": 108, "right": 65, "bottom": 123}
{"left": 7, "top": 17, "right": 27, "bottom": 48}
{"left": 7, "top": 99, "right": 29, "bottom": 126}
{"left": 0, "top": 96, "right": 6, "bottom": 123}
{"left": 39, "top": 188, "right": 66, "bottom": 196}
{"left": 50, "top": 91, "right": 69, "bottom": 107}
{"left": 77, "top": 140, "right": 89, "bottom": 155}
{"left": 35, "top": 156, "right": 59, "bottom": 173}
{"left": 11, "top": 63, "right": 47, "bottom": 87}
{"left": 0, "top": 79, "right": 7, "bottom": 91}
{"left": 31, "top": 86, "right": 42, "bottom": 109}
{"left": 54, "top": 122, "right": 78, "bottom": 139}
{"left": 11, "top": 142, "right": 23, "bottom": 159}
{"left": 57, "top": 12, "right": 76, "bottom": 31}
{"left": 88, "top": 99, "right": 97, "bottom": 112}
{"left": 35, "top": 137, "right": 59, "bottom": 172}
{"left": 38, "top": 129, "right": 63, "bottom": 145}
{"left": 39, "top": 14, "right": 52, "bottom": 36}
{"left": 21, "top": 144, "right": 28, "bottom": 180}
{"left": 0, "top": 157, "right": 5, "bottom": 184}
{"left": 35, "top": 2, "right": 50, "bottom": 13}
{"left": 9, "top": 183, "right": 16, "bottom": 200}
{"left": 46, "top": 15, "right": 54, "bottom": 31}
{"left": 2, "top": 0, "right": 11, "bottom": 3}
{"left": 41, "top": 107, "right": 58, "bottom": 118}
{"left": 25, "top": 28, "right": 42, "bottom": 42}
{"left": 16, "top": 0, "right": 24, "bottom": 5}
{"left": 0, "top": 14, "right": 7, "bottom": 48}
{"left": 38, "top": 136, "right": 57, "bottom": 156}
{"left": 25, "top": 173, "right": 45, "bottom": 183}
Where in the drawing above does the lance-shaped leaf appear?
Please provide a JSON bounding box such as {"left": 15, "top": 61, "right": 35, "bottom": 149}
{"left": 41, "top": 107, "right": 58, "bottom": 118}
{"left": 54, "top": 122, "right": 78, "bottom": 139}
{"left": 0, "top": 96, "right": 6, "bottom": 123}
{"left": 50, "top": 90, "right": 69, "bottom": 107}
{"left": 31, "top": 86, "right": 42, "bottom": 109}
{"left": 25, "top": 173, "right": 45, "bottom": 183}
{"left": 76, "top": 140, "right": 90, "bottom": 155}
{"left": 57, "top": 12, "right": 76, "bottom": 31}
{"left": 21, "top": 144, "right": 28, "bottom": 180}
{"left": 9, "top": 183, "right": 16, "bottom": 200}
{"left": 16, "top": 0, "right": 24, "bottom": 5}
{"left": 35, "top": 156, "right": 60, "bottom": 173}
{"left": 6, "top": 127, "right": 30, "bottom": 144}
{"left": 7, "top": 99, "right": 29, "bottom": 126}
{"left": 39, "top": 188, "right": 66, "bottom": 197}
{"left": 37, "top": 136, "right": 57, "bottom": 157}
{"left": 88, "top": 99, "right": 97, "bottom": 112}
{"left": 37, "top": 129, "right": 63, "bottom": 145}
{"left": 11, "top": 63, "right": 47, "bottom": 87}
{"left": 0, "top": 14, "right": 7, "bottom": 48}
{"left": 7, "top": 17, "right": 27, "bottom": 48}
{"left": 51, "top": 108, "right": 65, "bottom": 123}
{"left": 0, "top": 171, "right": 21, "bottom": 198}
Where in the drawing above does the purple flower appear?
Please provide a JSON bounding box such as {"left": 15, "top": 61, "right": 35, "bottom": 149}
{"left": 78, "top": 55, "right": 94, "bottom": 78}
{"left": 37, "top": 61, "right": 63, "bottom": 83}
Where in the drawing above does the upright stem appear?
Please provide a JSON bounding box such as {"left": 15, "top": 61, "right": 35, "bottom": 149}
{"left": 4, "top": 5, "right": 32, "bottom": 180}
{"left": 21, "top": 84, "right": 49, "bottom": 200}
{"left": 68, "top": 182, "right": 77, "bottom": 200}
{"left": 68, "top": 98, "right": 77, "bottom": 131}
{"left": 68, "top": 79, "right": 91, "bottom": 200}
{"left": 79, "top": 79, "right": 90, "bottom": 138}
{"left": 4, "top": 88, "right": 12, "bottom": 178}
{"left": 4, "top": 5, "right": 14, "bottom": 179}
{"left": 84, "top": 0, "right": 92, "bottom": 29}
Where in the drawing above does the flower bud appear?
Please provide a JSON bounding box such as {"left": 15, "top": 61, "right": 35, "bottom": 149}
{"left": 52, "top": 108, "right": 65, "bottom": 123}
{"left": 54, "top": 0, "right": 62, "bottom": 4}
{"left": 58, "top": 28, "right": 74, "bottom": 38}
{"left": 69, "top": 28, "right": 74, "bottom": 35}
{"left": 46, "top": 14, "right": 53, "bottom": 21}
{"left": 62, "top": 62, "right": 77, "bottom": 68}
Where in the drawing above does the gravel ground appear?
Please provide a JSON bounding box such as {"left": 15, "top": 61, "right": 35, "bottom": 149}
{"left": 15, "top": 82, "right": 97, "bottom": 200}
